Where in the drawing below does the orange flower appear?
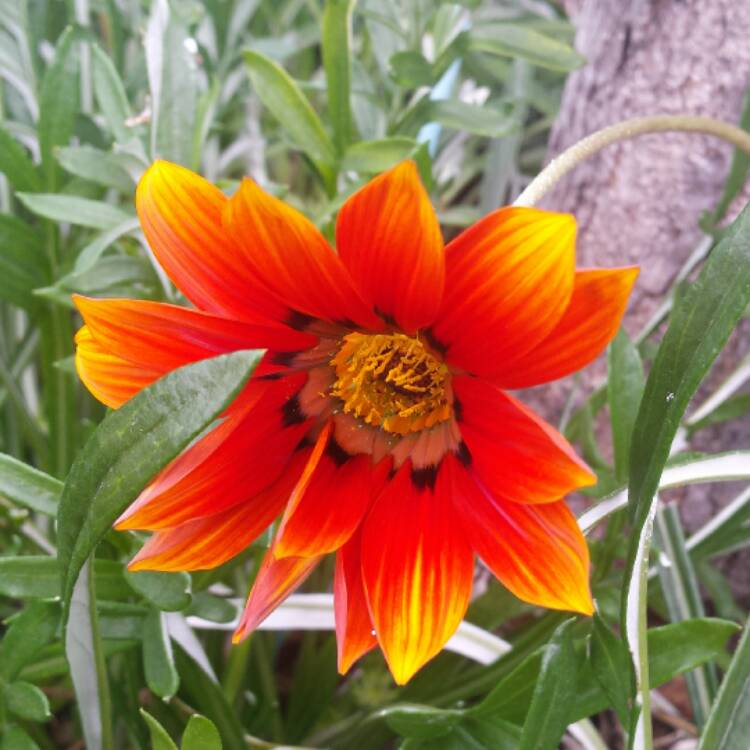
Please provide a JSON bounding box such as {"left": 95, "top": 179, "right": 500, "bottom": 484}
{"left": 73, "top": 160, "right": 637, "bottom": 684}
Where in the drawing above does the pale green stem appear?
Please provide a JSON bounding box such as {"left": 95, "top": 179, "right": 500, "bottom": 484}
{"left": 514, "top": 115, "right": 750, "bottom": 207}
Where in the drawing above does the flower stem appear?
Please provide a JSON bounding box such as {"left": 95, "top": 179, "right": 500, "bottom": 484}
{"left": 514, "top": 115, "right": 750, "bottom": 208}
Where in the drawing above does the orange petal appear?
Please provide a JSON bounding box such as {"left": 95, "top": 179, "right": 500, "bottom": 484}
{"left": 361, "top": 461, "right": 474, "bottom": 684}
{"left": 223, "top": 178, "right": 381, "bottom": 329}
{"left": 233, "top": 549, "right": 321, "bottom": 642}
{"left": 335, "top": 529, "right": 377, "bottom": 673}
{"left": 453, "top": 376, "right": 595, "bottom": 504}
{"left": 275, "top": 432, "right": 384, "bottom": 558}
{"left": 448, "top": 454, "right": 593, "bottom": 615}
{"left": 74, "top": 296, "right": 314, "bottom": 373}
{"left": 75, "top": 326, "right": 164, "bottom": 408}
{"left": 431, "top": 207, "right": 575, "bottom": 377}
{"left": 336, "top": 161, "right": 445, "bottom": 332}
{"left": 494, "top": 267, "right": 639, "bottom": 388}
{"left": 137, "top": 160, "right": 291, "bottom": 323}
{"left": 127, "top": 451, "right": 307, "bottom": 571}
{"left": 117, "top": 374, "right": 309, "bottom": 530}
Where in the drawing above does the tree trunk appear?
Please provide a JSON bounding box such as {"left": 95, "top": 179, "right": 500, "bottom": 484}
{"left": 543, "top": 0, "right": 750, "bottom": 594}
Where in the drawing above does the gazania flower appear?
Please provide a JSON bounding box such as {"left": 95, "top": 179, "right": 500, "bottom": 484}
{"left": 73, "top": 160, "right": 637, "bottom": 684}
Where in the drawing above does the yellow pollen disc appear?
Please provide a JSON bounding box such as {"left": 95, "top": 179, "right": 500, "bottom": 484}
{"left": 330, "top": 332, "right": 451, "bottom": 436}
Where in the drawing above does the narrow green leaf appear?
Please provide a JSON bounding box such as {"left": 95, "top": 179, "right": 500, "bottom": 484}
{"left": 388, "top": 51, "right": 434, "bottom": 87}
{"left": 655, "top": 505, "right": 718, "bottom": 726}
{"left": 38, "top": 27, "right": 80, "bottom": 190}
{"left": 125, "top": 570, "right": 192, "bottom": 611}
{"left": 57, "top": 350, "right": 262, "bottom": 624}
{"left": 629, "top": 203, "right": 750, "bottom": 534}
{"left": 243, "top": 49, "right": 336, "bottom": 168}
{"left": 72, "top": 217, "right": 141, "bottom": 274}
{"left": 0, "top": 727, "right": 40, "bottom": 750}
{"left": 0, "top": 215, "right": 46, "bottom": 311}
{"left": 589, "top": 615, "right": 633, "bottom": 727}
{"left": 0, "top": 126, "right": 41, "bottom": 192}
{"left": 469, "top": 23, "right": 585, "bottom": 72}
{"left": 184, "top": 592, "right": 236, "bottom": 623}
{"left": 182, "top": 715, "right": 222, "bottom": 750}
{"left": 698, "top": 618, "right": 750, "bottom": 750}
{"left": 607, "top": 328, "right": 645, "bottom": 482}
{"left": 173, "top": 646, "right": 246, "bottom": 750}
{"left": 140, "top": 709, "right": 179, "bottom": 750}
{"left": 91, "top": 44, "right": 134, "bottom": 144}
{"left": 5, "top": 681, "right": 51, "bottom": 721}
{"left": 16, "top": 193, "right": 133, "bottom": 231}
{"left": 57, "top": 145, "right": 134, "bottom": 192}
{"left": 520, "top": 620, "right": 577, "bottom": 750}
{"left": 146, "top": 0, "right": 200, "bottom": 165}
{"left": 0, "top": 601, "right": 59, "bottom": 680}
{"left": 401, "top": 717, "right": 521, "bottom": 750}
{"left": 143, "top": 608, "right": 179, "bottom": 699}
{"left": 0, "top": 557, "right": 129, "bottom": 601}
{"left": 341, "top": 137, "right": 419, "bottom": 173}
{"left": 428, "top": 100, "right": 518, "bottom": 139}
{"left": 0, "top": 452, "right": 61, "bottom": 515}
{"left": 381, "top": 704, "right": 460, "bottom": 740}
{"left": 322, "top": 0, "right": 356, "bottom": 153}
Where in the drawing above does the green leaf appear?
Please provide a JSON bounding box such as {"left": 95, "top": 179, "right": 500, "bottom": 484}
{"left": 57, "top": 350, "right": 262, "bottom": 625}
{"left": 173, "top": 646, "right": 246, "bottom": 750}
{"left": 589, "top": 615, "right": 633, "bottom": 727}
{"left": 629, "top": 204, "right": 750, "bottom": 536}
{"left": 401, "top": 717, "right": 521, "bottom": 750}
{"left": 146, "top": 0, "right": 200, "bottom": 165}
{"left": 143, "top": 608, "right": 179, "bottom": 699}
{"left": 0, "top": 126, "right": 41, "bottom": 192}
{"left": 141, "top": 709, "right": 179, "bottom": 750}
{"left": 125, "top": 570, "right": 192, "bottom": 611}
{"left": 0, "top": 452, "right": 61, "bottom": 515}
{"left": 182, "top": 715, "right": 222, "bottom": 750}
{"left": 91, "top": 44, "right": 134, "bottom": 144}
{"left": 469, "top": 23, "right": 585, "bottom": 72}
{"left": 0, "top": 726, "right": 40, "bottom": 750}
{"left": 72, "top": 217, "right": 141, "bottom": 274}
{"left": 0, "top": 215, "right": 46, "bottom": 311}
{"left": 57, "top": 145, "right": 134, "bottom": 192}
{"left": 243, "top": 49, "right": 337, "bottom": 169}
{"left": 607, "top": 328, "right": 645, "bottom": 482}
{"left": 322, "top": 0, "right": 356, "bottom": 153}
{"left": 698, "top": 618, "right": 750, "bottom": 749}
{"left": 0, "top": 557, "right": 129, "bottom": 600}
{"left": 0, "top": 601, "right": 59, "bottom": 680}
{"left": 341, "top": 137, "right": 419, "bottom": 173}
{"left": 428, "top": 100, "right": 518, "bottom": 139}
{"left": 4, "top": 680, "right": 51, "bottom": 722}
{"left": 184, "top": 592, "right": 236, "bottom": 623}
{"left": 16, "top": 193, "right": 133, "bottom": 231}
{"left": 38, "top": 27, "right": 80, "bottom": 190}
{"left": 381, "top": 704, "right": 461, "bottom": 740}
{"left": 519, "top": 619, "right": 577, "bottom": 750}
{"left": 389, "top": 51, "right": 434, "bottom": 87}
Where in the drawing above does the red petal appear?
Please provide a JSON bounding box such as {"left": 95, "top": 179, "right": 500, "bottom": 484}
{"left": 116, "top": 375, "right": 309, "bottom": 530}
{"left": 454, "top": 376, "right": 595, "bottom": 504}
{"left": 127, "top": 451, "right": 307, "bottom": 571}
{"left": 74, "top": 296, "right": 314, "bottom": 372}
{"left": 335, "top": 529, "right": 377, "bottom": 673}
{"left": 233, "top": 549, "right": 321, "bottom": 642}
{"left": 223, "top": 178, "right": 381, "bottom": 329}
{"left": 136, "top": 160, "right": 290, "bottom": 323}
{"left": 432, "top": 207, "right": 575, "bottom": 377}
{"left": 361, "top": 461, "right": 474, "bottom": 684}
{"left": 74, "top": 326, "right": 164, "bottom": 409}
{"left": 494, "top": 267, "right": 639, "bottom": 388}
{"left": 336, "top": 161, "right": 444, "bottom": 332}
{"left": 448, "top": 454, "right": 593, "bottom": 614}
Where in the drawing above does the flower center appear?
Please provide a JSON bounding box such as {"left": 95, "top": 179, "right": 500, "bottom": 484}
{"left": 330, "top": 332, "right": 451, "bottom": 436}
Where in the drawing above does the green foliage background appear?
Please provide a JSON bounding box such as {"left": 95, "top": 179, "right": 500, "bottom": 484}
{"left": 1, "top": 1, "right": 750, "bottom": 748}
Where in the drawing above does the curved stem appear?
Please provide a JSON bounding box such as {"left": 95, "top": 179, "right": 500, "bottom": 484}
{"left": 514, "top": 115, "right": 750, "bottom": 208}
